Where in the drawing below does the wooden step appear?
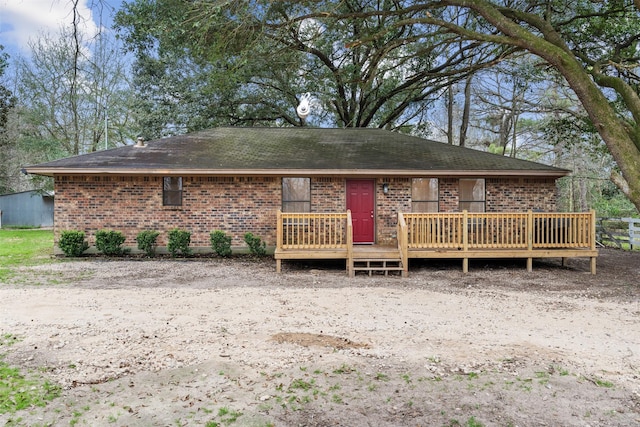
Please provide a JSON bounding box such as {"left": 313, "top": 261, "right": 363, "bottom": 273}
{"left": 352, "top": 259, "right": 404, "bottom": 276}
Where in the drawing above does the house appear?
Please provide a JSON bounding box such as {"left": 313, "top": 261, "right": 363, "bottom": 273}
{"left": 24, "top": 127, "right": 597, "bottom": 274}
{"left": 0, "top": 190, "right": 54, "bottom": 228}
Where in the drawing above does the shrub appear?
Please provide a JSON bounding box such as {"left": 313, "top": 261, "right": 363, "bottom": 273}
{"left": 243, "top": 232, "right": 266, "bottom": 256}
{"left": 95, "top": 230, "right": 128, "bottom": 256}
{"left": 136, "top": 230, "right": 160, "bottom": 257}
{"left": 210, "top": 230, "right": 232, "bottom": 257}
{"left": 58, "top": 230, "right": 89, "bottom": 257}
{"left": 167, "top": 228, "right": 192, "bottom": 257}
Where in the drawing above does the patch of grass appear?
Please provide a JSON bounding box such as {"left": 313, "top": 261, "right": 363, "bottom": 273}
{"left": 375, "top": 372, "right": 389, "bottom": 381}
{"left": 446, "top": 417, "right": 485, "bottom": 427}
{"left": 216, "top": 407, "right": 243, "bottom": 425}
{"left": 0, "top": 356, "right": 61, "bottom": 414}
{"left": 332, "top": 363, "right": 354, "bottom": 375}
{"left": 401, "top": 373, "right": 412, "bottom": 384}
{"left": 288, "top": 378, "right": 315, "bottom": 392}
{"left": 535, "top": 371, "right": 550, "bottom": 385}
{"left": 467, "top": 416, "right": 485, "bottom": 427}
{"left": 1, "top": 334, "right": 21, "bottom": 348}
{"left": 0, "top": 229, "right": 54, "bottom": 281}
{"left": 590, "top": 377, "right": 614, "bottom": 388}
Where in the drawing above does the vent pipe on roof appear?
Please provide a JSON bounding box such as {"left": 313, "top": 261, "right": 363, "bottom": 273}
{"left": 135, "top": 136, "right": 146, "bottom": 147}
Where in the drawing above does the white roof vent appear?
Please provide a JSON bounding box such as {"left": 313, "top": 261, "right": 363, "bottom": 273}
{"left": 135, "top": 136, "right": 146, "bottom": 147}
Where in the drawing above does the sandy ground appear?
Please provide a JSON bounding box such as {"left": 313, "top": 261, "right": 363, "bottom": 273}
{"left": 0, "top": 249, "right": 639, "bottom": 426}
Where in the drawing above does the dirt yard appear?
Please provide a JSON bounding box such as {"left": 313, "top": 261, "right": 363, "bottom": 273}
{"left": 1, "top": 249, "right": 639, "bottom": 426}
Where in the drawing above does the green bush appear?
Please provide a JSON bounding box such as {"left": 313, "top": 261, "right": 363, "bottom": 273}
{"left": 58, "top": 230, "right": 89, "bottom": 257}
{"left": 136, "top": 230, "right": 160, "bottom": 257}
{"left": 243, "top": 232, "right": 266, "bottom": 256}
{"left": 95, "top": 230, "right": 128, "bottom": 256}
{"left": 210, "top": 230, "right": 232, "bottom": 257}
{"left": 167, "top": 228, "right": 192, "bottom": 257}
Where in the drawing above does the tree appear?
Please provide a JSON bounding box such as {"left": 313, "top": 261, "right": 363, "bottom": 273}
{"left": 0, "top": 45, "right": 17, "bottom": 193}
{"left": 115, "top": 0, "right": 512, "bottom": 133}
{"left": 299, "top": 1, "right": 640, "bottom": 211}
{"left": 15, "top": 28, "right": 134, "bottom": 157}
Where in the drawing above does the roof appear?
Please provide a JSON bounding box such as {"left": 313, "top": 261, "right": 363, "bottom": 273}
{"left": 24, "top": 127, "right": 569, "bottom": 178}
{"left": 0, "top": 190, "right": 53, "bottom": 198}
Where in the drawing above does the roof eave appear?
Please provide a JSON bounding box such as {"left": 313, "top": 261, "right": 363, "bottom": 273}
{"left": 24, "top": 167, "right": 571, "bottom": 178}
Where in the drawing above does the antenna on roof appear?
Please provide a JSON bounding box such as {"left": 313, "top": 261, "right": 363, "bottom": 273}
{"left": 296, "top": 93, "right": 313, "bottom": 123}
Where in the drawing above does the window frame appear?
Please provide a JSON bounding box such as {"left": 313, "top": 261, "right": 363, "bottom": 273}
{"left": 282, "top": 177, "right": 311, "bottom": 213}
{"left": 411, "top": 178, "right": 439, "bottom": 212}
{"left": 163, "top": 176, "right": 183, "bottom": 206}
{"left": 459, "top": 178, "right": 486, "bottom": 212}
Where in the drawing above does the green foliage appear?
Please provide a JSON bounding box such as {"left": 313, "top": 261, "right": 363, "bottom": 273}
{"left": 136, "top": 230, "right": 160, "bottom": 257}
{"left": 593, "top": 183, "right": 638, "bottom": 218}
{"left": 0, "top": 356, "right": 61, "bottom": 414}
{"left": 210, "top": 230, "right": 232, "bottom": 257}
{"left": 95, "top": 230, "right": 127, "bottom": 256}
{"left": 167, "top": 228, "right": 192, "bottom": 257}
{"left": 114, "top": 0, "right": 503, "bottom": 133}
{"left": 243, "top": 232, "right": 266, "bottom": 256}
{"left": 58, "top": 230, "right": 89, "bottom": 257}
{"left": 0, "top": 229, "right": 53, "bottom": 266}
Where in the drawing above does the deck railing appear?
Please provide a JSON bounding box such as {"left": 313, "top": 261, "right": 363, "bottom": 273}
{"left": 403, "top": 210, "right": 596, "bottom": 251}
{"left": 277, "top": 210, "right": 352, "bottom": 249}
{"left": 277, "top": 210, "right": 597, "bottom": 274}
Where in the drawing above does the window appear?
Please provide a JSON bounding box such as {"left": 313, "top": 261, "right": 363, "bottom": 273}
{"left": 282, "top": 177, "right": 311, "bottom": 212}
{"left": 459, "top": 179, "right": 485, "bottom": 212}
{"left": 412, "top": 178, "right": 439, "bottom": 212}
{"left": 163, "top": 177, "right": 183, "bottom": 206}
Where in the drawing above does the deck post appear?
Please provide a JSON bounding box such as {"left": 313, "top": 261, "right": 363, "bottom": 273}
{"left": 398, "top": 212, "right": 409, "bottom": 277}
{"left": 462, "top": 210, "right": 469, "bottom": 252}
{"left": 526, "top": 210, "right": 534, "bottom": 272}
{"left": 527, "top": 210, "right": 533, "bottom": 252}
{"left": 275, "top": 210, "right": 283, "bottom": 273}
{"left": 276, "top": 210, "right": 283, "bottom": 251}
{"left": 346, "top": 210, "right": 354, "bottom": 277}
{"left": 462, "top": 210, "right": 469, "bottom": 273}
{"left": 590, "top": 209, "right": 597, "bottom": 275}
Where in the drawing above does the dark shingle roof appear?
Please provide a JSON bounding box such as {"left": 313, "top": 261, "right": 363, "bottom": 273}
{"left": 25, "top": 127, "right": 569, "bottom": 177}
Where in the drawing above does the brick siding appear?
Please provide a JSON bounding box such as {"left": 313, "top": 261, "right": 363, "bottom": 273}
{"left": 54, "top": 176, "right": 280, "bottom": 248}
{"left": 54, "top": 175, "right": 558, "bottom": 249}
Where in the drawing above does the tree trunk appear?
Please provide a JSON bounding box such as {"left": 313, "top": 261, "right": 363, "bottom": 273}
{"left": 459, "top": 75, "right": 472, "bottom": 147}
{"left": 447, "top": 86, "right": 454, "bottom": 145}
{"left": 558, "top": 60, "right": 640, "bottom": 213}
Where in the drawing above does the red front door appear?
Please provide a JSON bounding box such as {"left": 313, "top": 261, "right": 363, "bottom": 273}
{"left": 346, "top": 179, "right": 375, "bottom": 244}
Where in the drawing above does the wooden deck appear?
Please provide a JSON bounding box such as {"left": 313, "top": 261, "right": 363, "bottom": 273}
{"left": 275, "top": 210, "right": 598, "bottom": 276}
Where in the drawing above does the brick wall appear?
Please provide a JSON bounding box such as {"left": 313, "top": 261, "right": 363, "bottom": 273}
{"left": 53, "top": 175, "right": 558, "bottom": 249}
{"left": 312, "top": 178, "right": 344, "bottom": 212}
{"left": 376, "top": 177, "right": 411, "bottom": 245}
{"left": 486, "top": 178, "right": 557, "bottom": 212}
{"left": 54, "top": 176, "right": 281, "bottom": 248}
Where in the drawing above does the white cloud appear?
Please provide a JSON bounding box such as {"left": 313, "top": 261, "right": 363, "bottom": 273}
{"left": 0, "top": 0, "right": 100, "bottom": 53}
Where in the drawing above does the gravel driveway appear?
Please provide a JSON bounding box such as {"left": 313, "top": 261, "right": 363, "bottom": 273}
{"left": 1, "top": 249, "right": 639, "bottom": 426}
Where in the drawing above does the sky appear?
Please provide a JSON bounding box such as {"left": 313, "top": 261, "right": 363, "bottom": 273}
{"left": 0, "top": 0, "right": 122, "bottom": 59}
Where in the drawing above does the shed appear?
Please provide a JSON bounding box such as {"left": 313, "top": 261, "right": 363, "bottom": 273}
{"left": 0, "top": 190, "right": 54, "bottom": 228}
